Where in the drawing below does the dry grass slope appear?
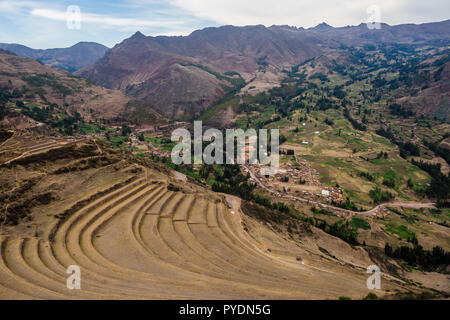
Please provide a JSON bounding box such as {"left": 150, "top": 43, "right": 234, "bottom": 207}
{"left": 0, "top": 133, "right": 431, "bottom": 299}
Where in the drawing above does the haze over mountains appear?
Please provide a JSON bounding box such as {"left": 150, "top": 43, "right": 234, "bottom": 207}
{"left": 0, "top": 42, "right": 109, "bottom": 72}
{"left": 307, "top": 20, "right": 450, "bottom": 45}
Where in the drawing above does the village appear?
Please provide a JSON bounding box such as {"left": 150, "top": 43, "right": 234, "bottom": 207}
{"left": 122, "top": 128, "right": 351, "bottom": 215}
{"left": 244, "top": 156, "right": 345, "bottom": 205}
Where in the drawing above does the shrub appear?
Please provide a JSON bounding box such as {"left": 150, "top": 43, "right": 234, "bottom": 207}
{"left": 382, "top": 177, "right": 396, "bottom": 188}
{"left": 363, "top": 293, "right": 378, "bottom": 300}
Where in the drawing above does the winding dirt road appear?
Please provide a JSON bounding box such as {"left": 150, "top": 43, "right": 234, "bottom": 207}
{"left": 243, "top": 165, "right": 436, "bottom": 216}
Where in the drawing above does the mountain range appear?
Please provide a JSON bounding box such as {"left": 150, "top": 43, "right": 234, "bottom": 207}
{"left": 0, "top": 49, "right": 153, "bottom": 129}
{"left": 0, "top": 19, "right": 449, "bottom": 300}
{"left": 0, "top": 42, "right": 109, "bottom": 72}
{"left": 1, "top": 20, "right": 449, "bottom": 123}
{"left": 76, "top": 20, "right": 450, "bottom": 121}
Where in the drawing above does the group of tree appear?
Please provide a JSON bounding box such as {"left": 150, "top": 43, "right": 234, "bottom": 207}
{"left": 411, "top": 159, "right": 450, "bottom": 200}
{"left": 309, "top": 72, "right": 329, "bottom": 82}
{"left": 369, "top": 187, "right": 394, "bottom": 205}
{"left": 343, "top": 107, "right": 367, "bottom": 131}
{"left": 121, "top": 125, "right": 132, "bottom": 136}
{"left": 204, "top": 165, "right": 255, "bottom": 201}
{"left": 314, "top": 219, "right": 359, "bottom": 245}
{"left": 389, "top": 103, "right": 415, "bottom": 117}
{"left": 382, "top": 177, "right": 396, "bottom": 188}
{"left": 423, "top": 139, "right": 450, "bottom": 164}
{"left": 324, "top": 118, "right": 334, "bottom": 126}
{"left": 359, "top": 171, "right": 375, "bottom": 181}
{"left": 376, "top": 151, "right": 388, "bottom": 159}
{"left": 317, "top": 97, "right": 338, "bottom": 111}
{"left": 376, "top": 126, "right": 420, "bottom": 158}
{"left": 385, "top": 243, "right": 450, "bottom": 272}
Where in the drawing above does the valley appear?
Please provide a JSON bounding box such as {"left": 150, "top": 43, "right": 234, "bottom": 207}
{"left": 0, "top": 19, "right": 449, "bottom": 300}
{"left": 0, "top": 133, "right": 447, "bottom": 299}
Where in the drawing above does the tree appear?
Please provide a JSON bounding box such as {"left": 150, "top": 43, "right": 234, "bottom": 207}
{"left": 384, "top": 243, "right": 393, "bottom": 256}
{"left": 121, "top": 125, "right": 132, "bottom": 136}
{"left": 407, "top": 178, "right": 413, "bottom": 188}
{"left": 0, "top": 103, "right": 6, "bottom": 120}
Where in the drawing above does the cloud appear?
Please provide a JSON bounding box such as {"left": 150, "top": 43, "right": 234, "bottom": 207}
{"left": 0, "top": 0, "right": 207, "bottom": 48}
{"left": 0, "top": 0, "right": 47, "bottom": 18}
{"left": 31, "top": 8, "right": 188, "bottom": 29}
{"left": 1, "top": 0, "right": 448, "bottom": 49}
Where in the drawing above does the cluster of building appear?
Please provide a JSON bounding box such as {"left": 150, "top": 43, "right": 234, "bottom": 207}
{"left": 246, "top": 155, "right": 344, "bottom": 204}
{"left": 126, "top": 133, "right": 173, "bottom": 158}
{"left": 124, "top": 129, "right": 347, "bottom": 208}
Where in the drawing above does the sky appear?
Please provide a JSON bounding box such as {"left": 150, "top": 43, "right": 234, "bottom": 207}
{"left": 0, "top": 0, "right": 448, "bottom": 49}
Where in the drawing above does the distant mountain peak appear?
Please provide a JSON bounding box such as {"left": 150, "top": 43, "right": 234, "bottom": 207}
{"left": 131, "top": 31, "right": 146, "bottom": 39}
{"left": 76, "top": 20, "right": 450, "bottom": 122}
{"left": 269, "top": 25, "right": 300, "bottom": 31}
{"left": 356, "top": 22, "right": 390, "bottom": 29}
{"left": 0, "top": 42, "right": 109, "bottom": 72}
{"left": 312, "top": 22, "right": 333, "bottom": 30}
{"left": 71, "top": 41, "right": 108, "bottom": 48}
